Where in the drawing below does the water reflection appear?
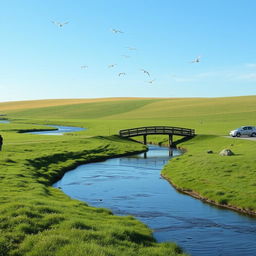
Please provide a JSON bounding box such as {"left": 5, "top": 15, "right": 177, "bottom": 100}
{"left": 143, "top": 148, "right": 173, "bottom": 158}
{"left": 53, "top": 145, "right": 256, "bottom": 256}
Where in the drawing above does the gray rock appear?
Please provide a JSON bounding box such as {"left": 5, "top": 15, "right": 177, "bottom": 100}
{"left": 219, "top": 149, "right": 234, "bottom": 156}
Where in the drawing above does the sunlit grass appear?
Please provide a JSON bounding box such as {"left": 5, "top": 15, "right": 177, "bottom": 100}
{"left": 4, "top": 95, "right": 256, "bottom": 136}
{"left": 0, "top": 95, "right": 256, "bottom": 255}
{"left": 162, "top": 135, "right": 256, "bottom": 213}
{"left": 0, "top": 125, "right": 186, "bottom": 255}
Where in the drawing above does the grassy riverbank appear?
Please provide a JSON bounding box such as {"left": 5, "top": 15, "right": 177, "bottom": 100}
{"left": 162, "top": 135, "right": 256, "bottom": 215}
{"left": 0, "top": 95, "right": 256, "bottom": 255}
{"left": 0, "top": 131, "right": 186, "bottom": 256}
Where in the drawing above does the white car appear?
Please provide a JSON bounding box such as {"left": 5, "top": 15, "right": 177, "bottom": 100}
{"left": 229, "top": 126, "right": 256, "bottom": 137}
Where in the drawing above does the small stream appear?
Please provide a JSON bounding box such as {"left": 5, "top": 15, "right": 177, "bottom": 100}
{"left": 24, "top": 124, "right": 256, "bottom": 255}
{"left": 53, "top": 145, "right": 256, "bottom": 256}
{"left": 28, "top": 125, "right": 84, "bottom": 135}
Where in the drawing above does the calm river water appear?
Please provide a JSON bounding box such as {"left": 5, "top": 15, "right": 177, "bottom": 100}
{"left": 28, "top": 125, "right": 85, "bottom": 135}
{"left": 53, "top": 145, "right": 256, "bottom": 256}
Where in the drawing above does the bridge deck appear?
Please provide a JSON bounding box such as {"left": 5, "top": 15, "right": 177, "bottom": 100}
{"left": 119, "top": 126, "right": 195, "bottom": 138}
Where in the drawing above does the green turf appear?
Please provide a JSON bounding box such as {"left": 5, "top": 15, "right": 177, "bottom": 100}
{"left": 4, "top": 99, "right": 158, "bottom": 119}
{"left": 0, "top": 95, "right": 256, "bottom": 255}
{"left": 0, "top": 130, "right": 186, "bottom": 256}
{"left": 162, "top": 135, "right": 256, "bottom": 213}
{"left": 5, "top": 95, "right": 256, "bottom": 136}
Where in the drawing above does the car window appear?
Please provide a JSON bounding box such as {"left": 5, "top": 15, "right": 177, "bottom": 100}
{"left": 248, "top": 127, "right": 252, "bottom": 130}
{"left": 243, "top": 127, "right": 247, "bottom": 130}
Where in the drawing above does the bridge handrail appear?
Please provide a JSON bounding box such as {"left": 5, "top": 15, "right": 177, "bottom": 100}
{"left": 119, "top": 126, "right": 195, "bottom": 137}
{"left": 120, "top": 126, "right": 193, "bottom": 132}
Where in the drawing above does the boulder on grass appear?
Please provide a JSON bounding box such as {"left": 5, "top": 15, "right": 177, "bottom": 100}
{"left": 219, "top": 149, "right": 234, "bottom": 156}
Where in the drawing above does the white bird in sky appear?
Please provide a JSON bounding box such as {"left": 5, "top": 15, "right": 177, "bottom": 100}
{"left": 147, "top": 79, "right": 155, "bottom": 84}
{"left": 118, "top": 72, "right": 126, "bottom": 76}
{"left": 111, "top": 28, "right": 124, "bottom": 33}
{"left": 81, "top": 65, "right": 88, "bottom": 69}
{"left": 127, "top": 47, "right": 136, "bottom": 51}
{"left": 191, "top": 56, "right": 201, "bottom": 63}
{"left": 122, "top": 55, "right": 130, "bottom": 58}
{"left": 141, "top": 69, "right": 150, "bottom": 77}
{"left": 108, "top": 64, "right": 117, "bottom": 68}
{"left": 51, "top": 21, "right": 69, "bottom": 27}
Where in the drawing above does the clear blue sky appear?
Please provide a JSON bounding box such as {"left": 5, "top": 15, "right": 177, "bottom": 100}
{"left": 1, "top": 0, "right": 256, "bottom": 101}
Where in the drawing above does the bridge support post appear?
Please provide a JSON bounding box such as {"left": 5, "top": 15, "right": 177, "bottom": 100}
{"left": 169, "top": 134, "right": 173, "bottom": 148}
{"left": 143, "top": 135, "right": 147, "bottom": 145}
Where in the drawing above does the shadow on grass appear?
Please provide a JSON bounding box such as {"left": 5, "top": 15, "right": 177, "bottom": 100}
{"left": 173, "top": 135, "right": 197, "bottom": 147}
{"left": 26, "top": 145, "right": 110, "bottom": 185}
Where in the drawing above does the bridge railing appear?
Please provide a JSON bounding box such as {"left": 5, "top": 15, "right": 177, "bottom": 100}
{"left": 119, "top": 126, "right": 195, "bottom": 137}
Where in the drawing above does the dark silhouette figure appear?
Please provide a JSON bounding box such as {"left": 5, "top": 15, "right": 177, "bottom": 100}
{"left": 0, "top": 135, "right": 3, "bottom": 151}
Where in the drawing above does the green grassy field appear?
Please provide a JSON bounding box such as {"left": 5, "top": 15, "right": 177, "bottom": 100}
{"left": 0, "top": 95, "right": 256, "bottom": 255}
{"left": 0, "top": 130, "right": 186, "bottom": 256}
{"left": 4, "top": 95, "right": 256, "bottom": 136}
{"left": 163, "top": 135, "right": 256, "bottom": 214}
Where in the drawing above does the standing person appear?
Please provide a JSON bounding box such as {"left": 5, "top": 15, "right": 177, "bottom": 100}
{"left": 0, "top": 135, "right": 3, "bottom": 151}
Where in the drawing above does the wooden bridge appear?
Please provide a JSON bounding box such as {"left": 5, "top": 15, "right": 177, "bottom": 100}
{"left": 119, "top": 126, "right": 195, "bottom": 147}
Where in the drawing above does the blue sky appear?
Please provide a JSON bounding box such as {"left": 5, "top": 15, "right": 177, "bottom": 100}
{"left": 1, "top": 0, "right": 256, "bottom": 101}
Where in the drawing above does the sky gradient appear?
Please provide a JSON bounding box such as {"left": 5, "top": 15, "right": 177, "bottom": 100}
{"left": 1, "top": 0, "right": 256, "bottom": 101}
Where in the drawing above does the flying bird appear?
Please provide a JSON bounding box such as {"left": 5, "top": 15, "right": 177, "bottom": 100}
{"left": 118, "top": 72, "right": 126, "bottom": 76}
{"left": 191, "top": 56, "right": 201, "bottom": 63}
{"left": 122, "top": 55, "right": 130, "bottom": 58}
{"left": 141, "top": 69, "right": 150, "bottom": 77}
{"left": 111, "top": 28, "right": 124, "bottom": 33}
{"left": 108, "top": 64, "right": 117, "bottom": 68}
{"left": 51, "top": 21, "right": 69, "bottom": 27}
{"left": 127, "top": 47, "right": 137, "bottom": 51}
{"left": 147, "top": 79, "right": 155, "bottom": 84}
{"left": 81, "top": 65, "right": 88, "bottom": 69}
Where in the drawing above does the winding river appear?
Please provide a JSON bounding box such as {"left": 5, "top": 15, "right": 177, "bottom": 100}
{"left": 28, "top": 125, "right": 256, "bottom": 256}
{"left": 28, "top": 125, "right": 84, "bottom": 135}
{"left": 53, "top": 145, "right": 256, "bottom": 256}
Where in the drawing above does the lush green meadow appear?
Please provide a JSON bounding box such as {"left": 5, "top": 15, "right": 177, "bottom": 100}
{"left": 5, "top": 95, "right": 256, "bottom": 136}
{"left": 163, "top": 135, "right": 256, "bottom": 214}
{"left": 0, "top": 95, "right": 256, "bottom": 255}
{"left": 0, "top": 129, "right": 186, "bottom": 256}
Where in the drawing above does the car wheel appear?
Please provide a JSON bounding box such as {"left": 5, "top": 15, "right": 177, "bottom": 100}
{"left": 251, "top": 132, "right": 256, "bottom": 137}
{"left": 236, "top": 133, "right": 241, "bottom": 137}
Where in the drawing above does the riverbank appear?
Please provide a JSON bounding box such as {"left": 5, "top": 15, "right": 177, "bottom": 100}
{"left": 1, "top": 95, "right": 256, "bottom": 255}
{"left": 0, "top": 128, "right": 187, "bottom": 256}
{"left": 162, "top": 135, "right": 256, "bottom": 216}
{"left": 162, "top": 174, "right": 256, "bottom": 216}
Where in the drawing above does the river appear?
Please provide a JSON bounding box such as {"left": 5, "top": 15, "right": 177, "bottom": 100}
{"left": 52, "top": 145, "right": 256, "bottom": 256}
{"left": 26, "top": 125, "right": 256, "bottom": 256}
{"left": 28, "top": 125, "right": 85, "bottom": 135}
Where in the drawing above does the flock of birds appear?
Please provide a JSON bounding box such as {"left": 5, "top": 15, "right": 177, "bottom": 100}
{"left": 51, "top": 20, "right": 201, "bottom": 85}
